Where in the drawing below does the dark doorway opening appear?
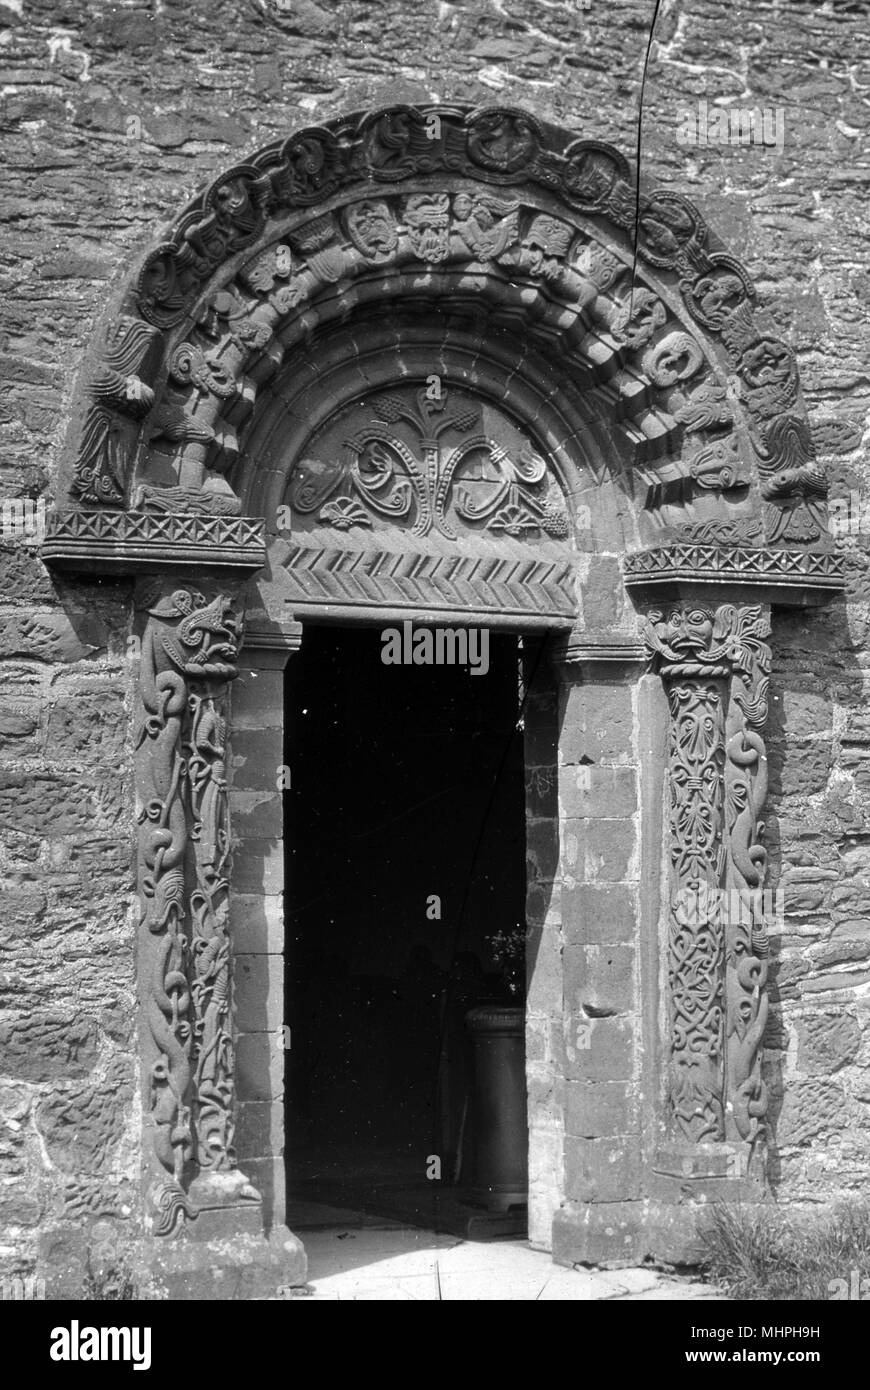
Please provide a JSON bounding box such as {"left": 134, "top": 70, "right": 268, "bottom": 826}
{"left": 284, "top": 623, "right": 528, "bottom": 1236}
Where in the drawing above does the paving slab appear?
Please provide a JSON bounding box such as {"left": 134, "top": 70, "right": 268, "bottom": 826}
{"left": 293, "top": 1217, "right": 724, "bottom": 1301}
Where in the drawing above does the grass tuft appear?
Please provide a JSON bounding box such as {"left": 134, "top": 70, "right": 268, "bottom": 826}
{"left": 698, "top": 1202, "right": 870, "bottom": 1301}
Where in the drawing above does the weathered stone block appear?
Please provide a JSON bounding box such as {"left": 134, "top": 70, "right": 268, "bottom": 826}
{"left": 564, "top": 1081, "right": 636, "bottom": 1139}
{"left": 0, "top": 1012, "right": 99, "bottom": 1082}
{"left": 235, "top": 1101, "right": 285, "bottom": 1161}
{"left": 0, "top": 609, "right": 108, "bottom": 664}
{"left": 525, "top": 879, "right": 560, "bottom": 931}
{"left": 35, "top": 1060, "right": 133, "bottom": 1174}
{"left": 580, "top": 556, "right": 623, "bottom": 628}
{"left": 779, "top": 687, "right": 833, "bottom": 739}
{"left": 232, "top": 669, "right": 285, "bottom": 731}
{"left": 46, "top": 691, "right": 127, "bottom": 761}
{"left": 0, "top": 547, "right": 58, "bottom": 605}
{"left": 559, "top": 764, "right": 637, "bottom": 819}
{"left": 235, "top": 1031, "right": 283, "bottom": 1104}
{"left": 229, "top": 790, "right": 283, "bottom": 840}
{"left": 527, "top": 927, "right": 563, "bottom": 1016}
{"left": 553, "top": 1201, "right": 645, "bottom": 1268}
{"left": 0, "top": 1186, "right": 43, "bottom": 1228}
{"left": 564, "top": 1135, "right": 643, "bottom": 1203}
{"left": 564, "top": 944, "right": 635, "bottom": 1016}
{"left": 0, "top": 709, "right": 38, "bottom": 741}
{"left": 561, "top": 882, "right": 637, "bottom": 945}
{"left": 562, "top": 818, "right": 636, "bottom": 883}
{"left": 0, "top": 890, "right": 47, "bottom": 941}
{"left": 230, "top": 839, "right": 284, "bottom": 896}
{"left": 0, "top": 772, "right": 126, "bottom": 837}
{"left": 525, "top": 815, "right": 560, "bottom": 884}
{"left": 231, "top": 894, "right": 284, "bottom": 954}
{"left": 559, "top": 683, "right": 634, "bottom": 766}
{"left": 563, "top": 1014, "right": 634, "bottom": 1082}
{"left": 775, "top": 739, "right": 832, "bottom": 796}
{"left": 231, "top": 727, "right": 285, "bottom": 792}
{"left": 778, "top": 1079, "right": 844, "bottom": 1146}
{"left": 796, "top": 1011, "right": 860, "bottom": 1074}
{"left": 525, "top": 763, "right": 558, "bottom": 819}
{"left": 234, "top": 954, "right": 283, "bottom": 1033}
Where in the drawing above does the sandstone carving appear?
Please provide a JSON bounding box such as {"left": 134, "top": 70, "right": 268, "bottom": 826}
{"left": 136, "top": 584, "right": 244, "bottom": 1232}
{"left": 50, "top": 104, "right": 835, "bottom": 554}
{"left": 287, "top": 385, "right": 571, "bottom": 543}
{"left": 71, "top": 318, "right": 160, "bottom": 505}
{"left": 645, "top": 603, "right": 772, "bottom": 1166}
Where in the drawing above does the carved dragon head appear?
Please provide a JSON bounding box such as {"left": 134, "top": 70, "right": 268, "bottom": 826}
{"left": 147, "top": 588, "right": 240, "bottom": 681}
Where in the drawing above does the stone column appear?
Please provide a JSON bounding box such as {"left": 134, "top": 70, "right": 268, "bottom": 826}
{"left": 521, "top": 637, "right": 563, "bottom": 1248}
{"left": 135, "top": 579, "right": 256, "bottom": 1233}
{"left": 228, "top": 626, "right": 302, "bottom": 1233}
{"left": 645, "top": 602, "right": 772, "bottom": 1182}
{"left": 134, "top": 583, "right": 305, "bottom": 1294}
{"left": 547, "top": 633, "right": 649, "bottom": 1265}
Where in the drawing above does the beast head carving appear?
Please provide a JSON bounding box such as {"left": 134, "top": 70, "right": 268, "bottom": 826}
{"left": 147, "top": 589, "right": 240, "bottom": 681}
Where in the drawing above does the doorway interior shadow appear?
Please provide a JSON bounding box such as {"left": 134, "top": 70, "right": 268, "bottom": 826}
{"left": 284, "top": 623, "right": 531, "bottom": 1239}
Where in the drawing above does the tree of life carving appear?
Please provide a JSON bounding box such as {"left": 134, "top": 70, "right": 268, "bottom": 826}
{"left": 286, "top": 386, "right": 571, "bottom": 541}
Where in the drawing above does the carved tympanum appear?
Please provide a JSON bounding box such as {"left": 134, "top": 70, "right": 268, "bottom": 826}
{"left": 286, "top": 385, "right": 571, "bottom": 542}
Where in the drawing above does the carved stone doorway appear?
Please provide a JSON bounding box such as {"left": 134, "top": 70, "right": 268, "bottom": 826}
{"left": 40, "top": 99, "right": 846, "bottom": 1293}
{"left": 282, "top": 622, "right": 529, "bottom": 1235}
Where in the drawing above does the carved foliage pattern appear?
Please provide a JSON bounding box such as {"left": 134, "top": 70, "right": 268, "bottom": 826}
{"left": 287, "top": 386, "right": 571, "bottom": 541}
{"left": 646, "top": 604, "right": 772, "bottom": 1156}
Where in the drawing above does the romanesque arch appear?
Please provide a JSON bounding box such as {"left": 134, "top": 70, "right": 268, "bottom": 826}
{"left": 40, "top": 103, "right": 844, "bottom": 1287}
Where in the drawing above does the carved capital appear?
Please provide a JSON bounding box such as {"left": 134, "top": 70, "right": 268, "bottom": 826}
{"left": 549, "top": 629, "right": 646, "bottom": 681}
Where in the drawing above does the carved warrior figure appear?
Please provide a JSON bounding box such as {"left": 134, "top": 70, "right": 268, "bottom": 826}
{"left": 71, "top": 318, "right": 161, "bottom": 505}
{"left": 136, "top": 586, "right": 243, "bottom": 1233}
{"left": 645, "top": 604, "right": 771, "bottom": 1162}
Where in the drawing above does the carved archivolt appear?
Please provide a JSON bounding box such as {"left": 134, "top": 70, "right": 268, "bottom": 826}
{"left": 54, "top": 102, "right": 831, "bottom": 557}
{"left": 135, "top": 583, "right": 249, "bottom": 1233}
{"left": 645, "top": 603, "right": 771, "bottom": 1164}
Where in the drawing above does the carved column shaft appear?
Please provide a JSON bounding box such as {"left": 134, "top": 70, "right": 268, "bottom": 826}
{"left": 662, "top": 668, "right": 728, "bottom": 1142}
{"left": 135, "top": 580, "right": 247, "bottom": 1234}
{"left": 646, "top": 603, "right": 771, "bottom": 1163}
